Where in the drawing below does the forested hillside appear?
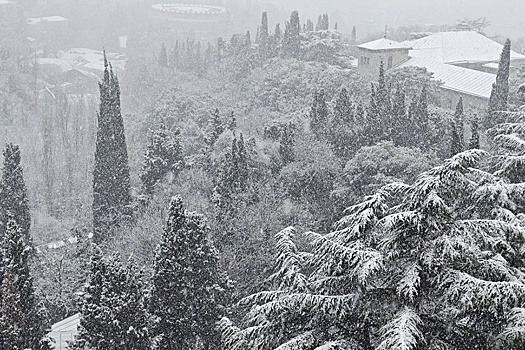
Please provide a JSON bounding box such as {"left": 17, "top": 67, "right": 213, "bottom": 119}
{"left": 1, "top": 3, "right": 525, "bottom": 350}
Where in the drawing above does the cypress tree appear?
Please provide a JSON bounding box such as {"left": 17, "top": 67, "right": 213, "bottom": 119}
{"left": 351, "top": 26, "right": 357, "bottom": 44}
{"left": 260, "top": 11, "right": 269, "bottom": 57}
{"left": 369, "top": 62, "right": 392, "bottom": 140}
{"left": 279, "top": 123, "right": 295, "bottom": 165}
{"left": 391, "top": 84, "right": 407, "bottom": 146}
{"left": 454, "top": 97, "right": 465, "bottom": 148}
{"left": 171, "top": 41, "right": 180, "bottom": 68}
{"left": 0, "top": 144, "right": 31, "bottom": 247}
{"left": 315, "top": 15, "right": 323, "bottom": 31}
{"left": 488, "top": 38, "right": 511, "bottom": 126}
{"left": 206, "top": 108, "right": 224, "bottom": 147}
{"left": 158, "top": 42, "right": 168, "bottom": 67}
{"left": 329, "top": 87, "right": 355, "bottom": 157}
{"left": 310, "top": 89, "right": 329, "bottom": 139}
{"left": 140, "top": 122, "right": 185, "bottom": 197}
{"left": 306, "top": 19, "right": 314, "bottom": 32}
{"left": 323, "top": 14, "right": 330, "bottom": 30}
{"left": 469, "top": 116, "right": 480, "bottom": 149}
{"left": 150, "top": 197, "right": 227, "bottom": 350}
{"left": 0, "top": 217, "right": 51, "bottom": 350}
{"left": 92, "top": 52, "right": 132, "bottom": 243}
{"left": 283, "top": 11, "right": 301, "bottom": 58}
{"left": 227, "top": 111, "right": 237, "bottom": 131}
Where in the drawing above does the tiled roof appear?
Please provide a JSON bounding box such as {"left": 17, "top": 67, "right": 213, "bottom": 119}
{"left": 357, "top": 38, "right": 409, "bottom": 51}
{"left": 402, "top": 31, "right": 525, "bottom": 64}
{"left": 398, "top": 57, "right": 496, "bottom": 99}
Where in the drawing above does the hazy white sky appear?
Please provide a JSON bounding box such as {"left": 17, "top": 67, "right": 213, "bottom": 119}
{"left": 260, "top": 0, "right": 525, "bottom": 38}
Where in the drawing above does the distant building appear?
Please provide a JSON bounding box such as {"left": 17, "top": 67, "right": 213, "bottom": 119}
{"left": 357, "top": 37, "right": 411, "bottom": 78}
{"left": 48, "top": 313, "right": 80, "bottom": 350}
{"left": 148, "top": 3, "right": 230, "bottom": 37}
{"left": 357, "top": 31, "right": 525, "bottom": 109}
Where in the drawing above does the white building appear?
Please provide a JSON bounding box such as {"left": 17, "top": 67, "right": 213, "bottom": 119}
{"left": 48, "top": 313, "right": 80, "bottom": 349}
{"left": 357, "top": 31, "right": 525, "bottom": 109}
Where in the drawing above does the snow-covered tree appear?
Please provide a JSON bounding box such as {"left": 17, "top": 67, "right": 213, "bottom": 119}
{"left": 0, "top": 143, "right": 31, "bottom": 247}
{"left": 140, "top": 122, "right": 185, "bottom": 197}
{"left": 488, "top": 38, "right": 511, "bottom": 127}
{"left": 223, "top": 148, "right": 525, "bottom": 349}
{"left": 150, "top": 196, "right": 228, "bottom": 349}
{"left": 93, "top": 52, "right": 132, "bottom": 242}
{"left": 73, "top": 246, "right": 150, "bottom": 349}
{"left": 1, "top": 217, "right": 51, "bottom": 350}
{"left": 450, "top": 98, "right": 465, "bottom": 156}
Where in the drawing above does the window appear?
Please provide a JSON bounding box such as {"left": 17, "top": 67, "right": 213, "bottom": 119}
{"left": 388, "top": 56, "right": 393, "bottom": 69}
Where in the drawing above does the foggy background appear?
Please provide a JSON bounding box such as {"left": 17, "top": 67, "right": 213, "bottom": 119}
{"left": 257, "top": 0, "right": 525, "bottom": 38}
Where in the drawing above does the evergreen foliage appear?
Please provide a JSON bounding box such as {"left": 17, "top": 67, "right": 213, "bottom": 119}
{"left": 283, "top": 11, "right": 301, "bottom": 58}
{"left": 279, "top": 123, "right": 296, "bottom": 165}
{"left": 92, "top": 52, "right": 132, "bottom": 243}
{"left": 150, "top": 197, "right": 227, "bottom": 350}
{"left": 140, "top": 122, "right": 185, "bottom": 197}
{"left": 306, "top": 19, "right": 314, "bottom": 32}
{"left": 259, "top": 12, "right": 269, "bottom": 58}
{"left": 488, "top": 38, "right": 511, "bottom": 126}
{"left": 206, "top": 108, "right": 224, "bottom": 147}
{"left": 0, "top": 217, "right": 51, "bottom": 350}
{"left": 73, "top": 246, "right": 150, "bottom": 349}
{"left": 223, "top": 148, "right": 525, "bottom": 349}
{"left": 469, "top": 116, "right": 480, "bottom": 149}
{"left": 450, "top": 98, "right": 465, "bottom": 156}
{"left": 0, "top": 143, "right": 31, "bottom": 247}
{"left": 213, "top": 134, "right": 249, "bottom": 221}
{"left": 309, "top": 89, "right": 329, "bottom": 140}
{"left": 328, "top": 87, "right": 356, "bottom": 158}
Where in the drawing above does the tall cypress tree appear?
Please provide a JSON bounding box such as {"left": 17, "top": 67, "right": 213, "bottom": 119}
{"left": 0, "top": 144, "right": 31, "bottom": 247}
{"left": 488, "top": 38, "right": 511, "bottom": 126}
{"left": 310, "top": 89, "right": 329, "bottom": 139}
{"left": 283, "top": 11, "right": 301, "bottom": 58}
{"left": 391, "top": 84, "right": 408, "bottom": 146}
{"left": 260, "top": 11, "right": 269, "bottom": 58}
{"left": 92, "top": 52, "right": 132, "bottom": 243}
{"left": 1, "top": 217, "right": 51, "bottom": 350}
{"left": 469, "top": 116, "right": 480, "bottom": 149}
{"left": 329, "top": 87, "right": 355, "bottom": 158}
{"left": 150, "top": 197, "right": 227, "bottom": 350}
{"left": 454, "top": 97, "right": 465, "bottom": 148}
{"left": 351, "top": 26, "right": 357, "bottom": 44}
{"left": 279, "top": 123, "right": 296, "bottom": 165}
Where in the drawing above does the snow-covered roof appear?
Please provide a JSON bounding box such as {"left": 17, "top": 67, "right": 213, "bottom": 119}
{"left": 151, "top": 3, "right": 227, "bottom": 14}
{"left": 0, "top": 0, "right": 14, "bottom": 5}
{"left": 482, "top": 62, "right": 499, "bottom": 70}
{"left": 60, "top": 48, "right": 126, "bottom": 72}
{"left": 398, "top": 57, "right": 496, "bottom": 99}
{"left": 357, "top": 38, "right": 409, "bottom": 51}
{"left": 27, "top": 16, "right": 68, "bottom": 25}
{"left": 402, "top": 31, "right": 525, "bottom": 64}
{"left": 49, "top": 313, "right": 80, "bottom": 350}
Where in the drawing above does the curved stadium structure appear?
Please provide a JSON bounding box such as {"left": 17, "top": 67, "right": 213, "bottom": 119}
{"left": 149, "top": 3, "right": 229, "bottom": 24}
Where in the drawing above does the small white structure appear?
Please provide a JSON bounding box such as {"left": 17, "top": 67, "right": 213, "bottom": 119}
{"left": 49, "top": 313, "right": 80, "bottom": 350}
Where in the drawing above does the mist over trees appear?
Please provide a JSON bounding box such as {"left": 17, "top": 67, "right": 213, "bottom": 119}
{"left": 2, "top": 0, "right": 525, "bottom": 349}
